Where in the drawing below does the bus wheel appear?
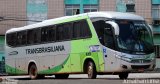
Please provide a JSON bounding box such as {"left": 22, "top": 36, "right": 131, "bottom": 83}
{"left": 55, "top": 74, "right": 69, "bottom": 79}
{"left": 119, "top": 72, "right": 129, "bottom": 79}
{"left": 29, "top": 64, "right": 38, "bottom": 79}
{"left": 87, "top": 61, "right": 97, "bottom": 79}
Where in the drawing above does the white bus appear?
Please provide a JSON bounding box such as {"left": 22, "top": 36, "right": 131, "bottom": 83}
{"left": 5, "top": 12, "right": 155, "bottom": 79}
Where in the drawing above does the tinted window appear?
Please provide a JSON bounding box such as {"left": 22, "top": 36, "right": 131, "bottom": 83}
{"left": 6, "top": 33, "right": 17, "bottom": 46}
{"left": 56, "top": 23, "right": 72, "bottom": 41}
{"left": 73, "top": 21, "right": 81, "bottom": 38}
{"left": 47, "top": 26, "right": 56, "bottom": 42}
{"left": 56, "top": 24, "right": 64, "bottom": 41}
{"left": 27, "top": 28, "right": 41, "bottom": 44}
{"left": 92, "top": 20, "right": 106, "bottom": 44}
{"left": 17, "top": 31, "right": 27, "bottom": 46}
{"left": 73, "top": 20, "right": 91, "bottom": 39}
{"left": 92, "top": 20, "right": 115, "bottom": 49}
{"left": 41, "top": 26, "right": 56, "bottom": 42}
{"left": 104, "top": 24, "right": 115, "bottom": 49}
{"left": 6, "top": 19, "right": 92, "bottom": 47}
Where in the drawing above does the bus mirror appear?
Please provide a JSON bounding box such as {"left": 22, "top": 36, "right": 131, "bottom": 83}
{"left": 105, "top": 21, "right": 119, "bottom": 35}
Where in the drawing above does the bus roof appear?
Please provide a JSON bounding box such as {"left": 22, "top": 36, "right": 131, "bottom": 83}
{"left": 6, "top": 11, "right": 144, "bottom": 34}
{"left": 88, "top": 11, "right": 144, "bottom": 20}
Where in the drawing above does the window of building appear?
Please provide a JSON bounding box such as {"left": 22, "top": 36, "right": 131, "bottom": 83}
{"left": 153, "top": 20, "right": 160, "bottom": 25}
{"left": 152, "top": 5, "right": 160, "bottom": 19}
{"left": 65, "top": 5, "right": 80, "bottom": 16}
{"left": 155, "top": 45, "right": 160, "bottom": 58}
{"left": 116, "top": 0, "right": 135, "bottom": 12}
{"left": 152, "top": 5, "right": 160, "bottom": 25}
{"left": 126, "top": 4, "right": 135, "bottom": 12}
{"left": 83, "top": 5, "right": 98, "bottom": 13}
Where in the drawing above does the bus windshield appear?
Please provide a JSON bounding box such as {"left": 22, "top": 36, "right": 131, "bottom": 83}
{"left": 115, "top": 20, "right": 154, "bottom": 54}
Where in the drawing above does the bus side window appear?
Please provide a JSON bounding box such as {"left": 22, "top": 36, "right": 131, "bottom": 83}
{"left": 73, "top": 21, "right": 81, "bottom": 39}
{"left": 92, "top": 20, "right": 105, "bottom": 45}
{"left": 17, "top": 31, "right": 27, "bottom": 46}
{"left": 73, "top": 20, "right": 91, "bottom": 39}
{"left": 63, "top": 23, "right": 72, "bottom": 40}
{"left": 56, "top": 23, "right": 72, "bottom": 41}
{"left": 104, "top": 24, "right": 115, "bottom": 49}
{"left": 17, "top": 32, "right": 22, "bottom": 46}
{"left": 41, "top": 26, "right": 56, "bottom": 42}
{"left": 34, "top": 28, "right": 41, "bottom": 43}
{"left": 7, "top": 33, "right": 17, "bottom": 47}
{"left": 21, "top": 31, "right": 27, "bottom": 45}
{"left": 47, "top": 25, "right": 56, "bottom": 42}
{"left": 41, "top": 27, "right": 48, "bottom": 42}
{"left": 56, "top": 24, "right": 64, "bottom": 41}
{"left": 27, "top": 29, "right": 41, "bottom": 44}
{"left": 80, "top": 20, "right": 91, "bottom": 38}
{"left": 27, "top": 30, "right": 34, "bottom": 44}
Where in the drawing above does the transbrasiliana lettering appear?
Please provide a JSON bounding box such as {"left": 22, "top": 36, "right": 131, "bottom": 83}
{"left": 26, "top": 45, "right": 65, "bottom": 54}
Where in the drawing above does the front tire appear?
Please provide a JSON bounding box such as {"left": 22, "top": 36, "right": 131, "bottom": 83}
{"left": 119, "top": 72, "right": 129, "bottom": 79}
{"left": 29, "top": 64, "right": 38, "bottom": 80}
{"left": 87, "top": 61, "right": 97, "bottom": 79}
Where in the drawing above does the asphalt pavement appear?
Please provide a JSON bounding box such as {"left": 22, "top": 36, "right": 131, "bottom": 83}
{"left": 1, "top": 73, "right": 160, "bottom": 84}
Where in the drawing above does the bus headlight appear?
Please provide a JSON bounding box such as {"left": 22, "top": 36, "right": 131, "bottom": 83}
{"left": 121, "top": 57, "right": 131, "bottom": 62}
{"left": 146, "top": 53, "right": 155, "bottom": 61}
{"left": 116, "top": 55, "right": 131, "bottom": 62}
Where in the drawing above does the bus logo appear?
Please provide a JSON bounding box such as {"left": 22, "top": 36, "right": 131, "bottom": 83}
{"left": 8, "top": 51, "right": 18, "bottom": 56}
{"left": 89, "top": 45, "right": 100, "bottom": 52}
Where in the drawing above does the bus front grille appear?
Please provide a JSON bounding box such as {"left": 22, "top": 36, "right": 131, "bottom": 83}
{"left": 131, "top": 65, "right": 150, "bottom": 69}
{"left": 131, "top": 60, "right": 151, "bottom": 63}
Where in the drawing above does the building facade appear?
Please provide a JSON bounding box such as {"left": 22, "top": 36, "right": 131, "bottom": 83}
{"left": 0, "top": 0, "right": 160, "bottom": 73}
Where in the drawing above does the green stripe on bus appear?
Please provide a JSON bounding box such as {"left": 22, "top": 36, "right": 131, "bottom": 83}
{"left": 5, "top": 65, "right": 27, "bottom": 74}
{"left": 38, "top": 55, "right": 70, "bottom": 74}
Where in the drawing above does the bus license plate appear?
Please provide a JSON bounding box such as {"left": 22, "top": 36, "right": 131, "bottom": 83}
{"left": 138, "top": 68, "right": 144, "bottom": 72}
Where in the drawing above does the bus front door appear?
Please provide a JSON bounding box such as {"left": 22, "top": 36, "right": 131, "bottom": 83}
{"left": 102, "top": 23, "right": 119, "bottom": 72}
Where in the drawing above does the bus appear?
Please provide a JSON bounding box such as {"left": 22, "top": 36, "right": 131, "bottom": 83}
{"left": 5, "top": 12, "right": 155, "bottom": 79}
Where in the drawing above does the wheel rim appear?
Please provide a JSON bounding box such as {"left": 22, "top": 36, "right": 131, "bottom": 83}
{"left": 88, "top": 62, "right": 93, "bottom": 78}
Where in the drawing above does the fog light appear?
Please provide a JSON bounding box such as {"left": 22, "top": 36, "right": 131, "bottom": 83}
{"left": 122, "top": 65, "right": 128, "bottom": 69}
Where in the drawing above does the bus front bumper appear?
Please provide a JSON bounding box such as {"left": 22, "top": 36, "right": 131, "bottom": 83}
{"left": 120, "top": 59, "right": 156, "bottom": 72}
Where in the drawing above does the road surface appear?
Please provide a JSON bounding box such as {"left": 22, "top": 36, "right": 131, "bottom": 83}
{"left": 1, "top": 73, "right": 160, "bottom": 84}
